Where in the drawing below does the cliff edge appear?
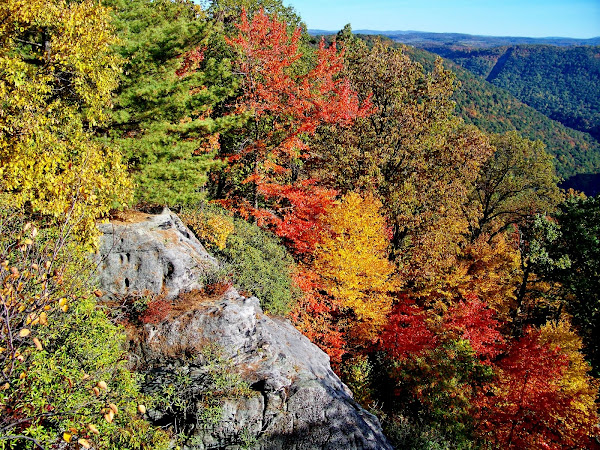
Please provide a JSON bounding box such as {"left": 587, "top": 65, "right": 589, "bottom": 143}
{"left": 96, "top": 209, "right": 393, "bottom": 450}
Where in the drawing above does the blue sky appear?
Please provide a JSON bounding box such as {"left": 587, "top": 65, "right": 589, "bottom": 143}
{"left": 282, "top": 0, "right": 600, "bottom": 38}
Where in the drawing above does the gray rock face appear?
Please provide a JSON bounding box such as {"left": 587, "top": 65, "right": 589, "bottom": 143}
{"left": 96, "top": 210, "right": 393, "bottom": 450}
{"left": 136, "top": 290, "right": 393, "bottom": 450}
{"left": 96, "top": 208, "right": 216, "bottom": 300}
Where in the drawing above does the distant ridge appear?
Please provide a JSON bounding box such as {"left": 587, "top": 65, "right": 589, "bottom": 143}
{"left": 308, "top": 29, "right": 600, "bottom": 48}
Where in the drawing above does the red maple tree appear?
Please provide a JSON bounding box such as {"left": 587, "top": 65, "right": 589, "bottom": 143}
{"left": 379, "top": 295, "right": 437, "bottom": 359}
{"left": 257, "top": 180, "right": 337, "bottom": 257}
{"left": 222, "top": 9, "right": 370, "bottom": 220}
{"left": 472, "top": 329, "right": 592, "bottom": 449}
{"left": 444, "top": 295, "right": 505, "bottom": 361}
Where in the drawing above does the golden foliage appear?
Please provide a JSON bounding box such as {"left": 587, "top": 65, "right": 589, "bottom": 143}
{"left": 0, "top": 0, "right": 131, "bottom": 245}
{"left": 181, "top": 208, "right": 235, "bottom": 251}
{"left": 538, "top": 319, "right": 600, "bottom": 438}
{"left": 429, "top": 233, "right": 521, "bottom": 319}
{"left": 314, "top": 192, "right": 396, "bottom": 337}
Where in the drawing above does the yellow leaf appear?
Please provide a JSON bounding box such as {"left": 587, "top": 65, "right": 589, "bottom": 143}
{"left": 33, "top": 337, "right": 43, "bottom": 350}
{"left": 104, "top": 410, "right": 114, "bottom": 423}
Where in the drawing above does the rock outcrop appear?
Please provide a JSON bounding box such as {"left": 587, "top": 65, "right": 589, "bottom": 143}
{"left": 97, "top": 210, "right": 393, "bottom": 450}
{"left": 96, "top": 209, "right": 216, "bottom": 300}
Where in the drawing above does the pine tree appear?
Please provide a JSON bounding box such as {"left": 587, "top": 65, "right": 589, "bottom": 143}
{"left": 105, "top": 0, "right": 242, "bottom": 205}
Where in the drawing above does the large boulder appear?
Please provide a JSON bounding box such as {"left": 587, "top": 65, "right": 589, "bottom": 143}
{"left": 135, "top": 290, "right": 393, "bottom": 449}
{"left": 96, "top": 208, "right": 216, "bottom": 300}
{"left": 96, "top": 210, "right": 393, "bottom": 450}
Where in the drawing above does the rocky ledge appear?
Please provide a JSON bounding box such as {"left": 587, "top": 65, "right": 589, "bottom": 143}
{"left": 96, "top": 209, "right": 216, "bottom": 300}
{"left": 96, "top": 209, "right": 393, "bottom": 450}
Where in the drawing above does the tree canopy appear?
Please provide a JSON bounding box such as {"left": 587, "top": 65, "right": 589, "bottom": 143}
{"left": 0, "top": 0, "right": 131, "bottom": 243}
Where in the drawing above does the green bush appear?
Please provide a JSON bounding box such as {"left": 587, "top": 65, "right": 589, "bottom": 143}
{"left": 217, "top": 218, "right": 298, "bottom": 315}
{"left": 0, "top": 207, "right": 169, "bottom": 449}
{"left": 181, "top": 204, "right": 298, "bottom": 315}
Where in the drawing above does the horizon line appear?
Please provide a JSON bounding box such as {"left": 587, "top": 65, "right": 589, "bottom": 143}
{"left": 307, "top": 28, "right": 600, "bottom": 41}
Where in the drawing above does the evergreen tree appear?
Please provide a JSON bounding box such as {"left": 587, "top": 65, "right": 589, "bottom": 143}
{"left": 105, "top": 0, "right": 242, "bottom": 205}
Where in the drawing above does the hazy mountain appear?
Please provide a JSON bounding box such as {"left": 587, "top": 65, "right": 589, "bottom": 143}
{"left": 405, "top": 46, "right": 600, "bottom": 182}
{"left": 308, "top": 29, "right": 600, "bottom": 48}
{"left": 421, "top": 45, "right": 600, "bottom": 141}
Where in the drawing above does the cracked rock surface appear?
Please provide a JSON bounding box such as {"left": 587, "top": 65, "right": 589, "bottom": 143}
{"left": 96, "top": 208, "right": 216, "bottom": 300}
{"left": 97, "top": 210, "right": 393, "bottom": 450}
{"left": 135, "top": 291, "right": 393, "bottom": 450}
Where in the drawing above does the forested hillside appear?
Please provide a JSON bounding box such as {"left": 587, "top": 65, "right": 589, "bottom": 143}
{"left": 407, "top": 46, "right": 600, "bottom": 180}
{"left": 311, "top": 29, "right": 600, "bottom": 48}
{"left": 427, "top": 45, "right": 600, "bottom": 140}
{"left": 318, "top": 32, "right": 600, "bottom": 182}
{"left": 2, "top": 1, "right": 599, "bottom": 449}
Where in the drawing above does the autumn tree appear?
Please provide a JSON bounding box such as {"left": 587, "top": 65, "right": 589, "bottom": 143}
{"left": 474, "top": 328, "right": 598, "bottom": 449}
{"left": 467, "top": 131, "right": 561, "bottom": 242}
{"left": 216, "top": 9, "right": 369, "bottom": 220}
{"left": 0, "top": 0, "right": 131, "bottom": 244}
{"left": 313, "top": 192, "right": 396, "bottom": 341}
{"left": 0, "top": 2, "right": 168, "bottom": 446}
{"left": 309, "top": 38, "right": 493, "bottom": 285}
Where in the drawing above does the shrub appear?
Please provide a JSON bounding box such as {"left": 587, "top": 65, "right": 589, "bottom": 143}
{"left": 0, "top": 207, "right": 168, "bottom": 449}
{"left": 181, "top": 204, "right": 298, "bottom": 315}
{"left": 180, "top": 204, "right": 235, "bottom": 251}
{"left": 216, "top": 218, "right": 298, "bottom": 315}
